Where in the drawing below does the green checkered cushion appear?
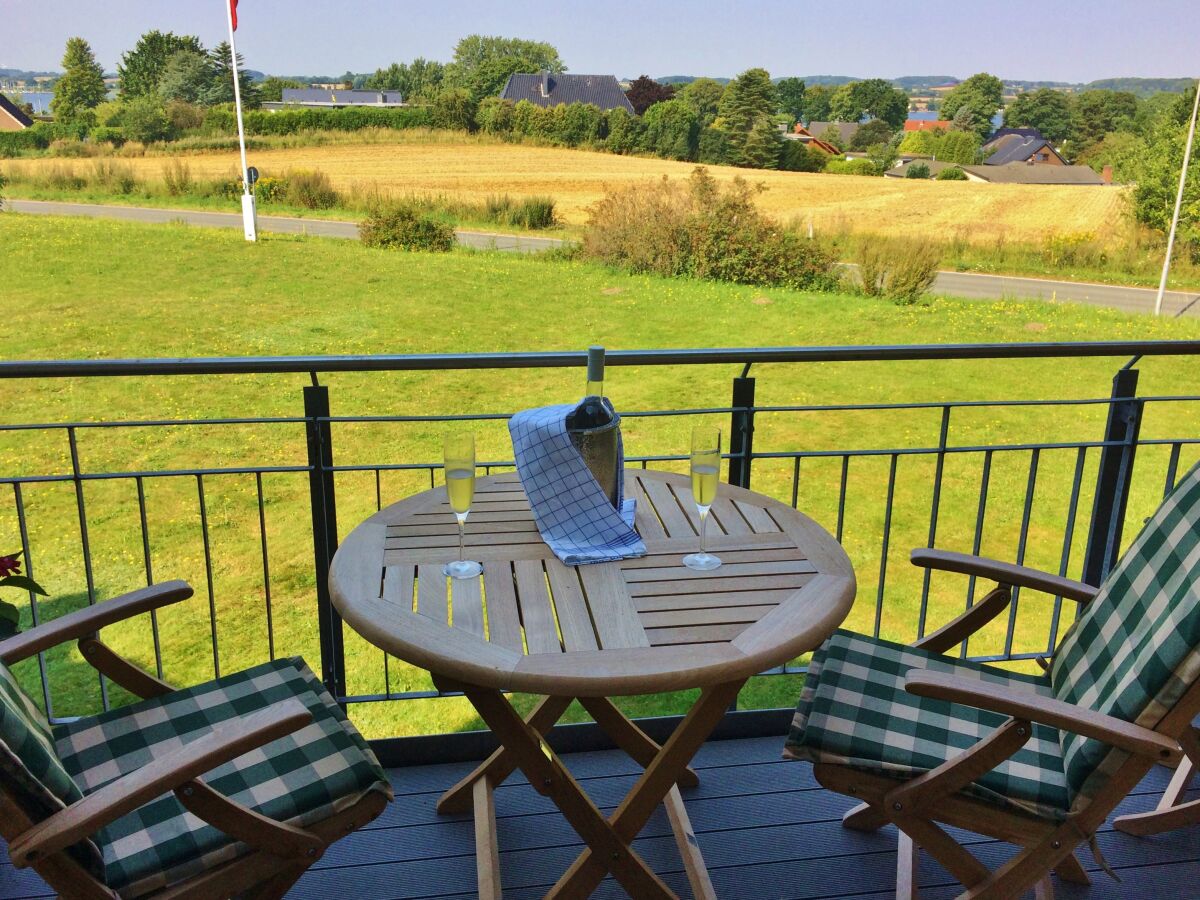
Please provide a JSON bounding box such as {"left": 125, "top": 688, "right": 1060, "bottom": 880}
{"left": 0, "top": 661, "right": 104, "bottom": 875}
{"left": 784, "top": 630, "right": 1070, "bottom": 820}
{"left": 1051, "top": 460, "right": 1200, "bottom": 808}
{"left": 53, "top": 657, "right": 392, "bottom": 899}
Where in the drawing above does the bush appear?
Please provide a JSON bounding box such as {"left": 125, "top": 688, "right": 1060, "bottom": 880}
{"left": 162, "top": 159, "right": 193, "bottom": 196}
{"left": 122, "top": 96, "right": 174, "bottom": 144}
{"left": 205, "top": 105, "right": 435, "bottom": 137}
{"left": 431, "top": 88, "right": 477, "bottom": 131}
{"left": 91, "top": 159, "right": 139, "bottom": 194}
{"left": 484, "top": 195, "right": 557, "bottom": 229}
{"left": 284, "top": 169, "right": 341, "bottom": 209}
{"left": 779, "top": 141, "right": 828, "bottom": 172}
{"left": 89, "top": 126, "right": 126, "bottom": 147}
{"left": 824, "top": 158, "right": 879, "bottom": 176}
{"left": 48, "top": 139, "right": 96, "bottom": 158}
{"left": 476, "top": 97, "right": 515, "bottom": 134}
{"left": 855, "top": 238, "right": 941, "bottom": 303}
{"left": 360, "top": 203, "right": 456, "bottom": 252}
{"left": 604, "top": 107, "right": 644, "bottom": 154}
{"left": 935, "top": 166, "right": 968, "bottom": 181}
{"left": 0, "top": 130, "right": 49, "bottom": 157}
{"left": 165, "top": 100, "right": 205, "bottom": 133}
{"left": 1042, "top": 231, "right": 1102, "bottom": 267}
{"left": 906, "top": 162, "right": 931, "bottom": 179}
{"left": 582, "top": 167, "right": 837, "bottom": 290}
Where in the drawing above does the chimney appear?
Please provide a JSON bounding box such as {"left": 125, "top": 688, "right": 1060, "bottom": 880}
{"left": 540, "top": 71, "right": 550, "bottom": 98}
{"left": 1102, "top": 165, "right": 1114, "bottom": 185}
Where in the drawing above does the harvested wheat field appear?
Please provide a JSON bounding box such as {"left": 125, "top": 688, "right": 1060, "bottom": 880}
{"left": 9, "top": 133, "right": 1128, "bottom": 242}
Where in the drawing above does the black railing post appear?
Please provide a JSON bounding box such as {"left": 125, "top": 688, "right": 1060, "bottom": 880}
{"left": 305, "top": 383, "right": 347, "bottom": 700}
{"left": 727, "top": 371, "right": 756, "bottom": 489}
{"left": 1082, "top": 367, "right": 1143, "bottom": 586}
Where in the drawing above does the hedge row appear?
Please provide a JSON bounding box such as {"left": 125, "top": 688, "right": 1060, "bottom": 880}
{"left": 0, "top": 122, "right": 90, "bottom": 157}
{"left": 202, "top": 105, "right": 434, "bottom": 136}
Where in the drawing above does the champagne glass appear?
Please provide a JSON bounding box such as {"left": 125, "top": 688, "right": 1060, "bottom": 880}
{"left": 683, "top": 426, "right": 722, "bottom": 571}
{"left": 443, "top": 433, "right": 483, "bottom": 579}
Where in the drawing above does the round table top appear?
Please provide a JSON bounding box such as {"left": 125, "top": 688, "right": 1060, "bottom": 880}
{"left": 329, "top": 469, "right": 856, "bottom": 696}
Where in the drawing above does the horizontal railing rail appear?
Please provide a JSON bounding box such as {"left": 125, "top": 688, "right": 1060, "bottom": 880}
{"left": 1, "top": 342, "right": 1197, "bottom": 741}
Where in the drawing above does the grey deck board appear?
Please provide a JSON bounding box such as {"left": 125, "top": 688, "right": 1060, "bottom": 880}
{"left": 1, "top": 736, "right": 1196, "bottom": 899}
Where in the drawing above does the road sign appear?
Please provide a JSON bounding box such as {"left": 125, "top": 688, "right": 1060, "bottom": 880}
{"left": 246, "top": 166, "right": 259, "bottom": 185}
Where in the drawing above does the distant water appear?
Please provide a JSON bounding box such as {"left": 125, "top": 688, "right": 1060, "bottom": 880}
{"left": 14, "top": 91, "right": 53, "bottom": 114}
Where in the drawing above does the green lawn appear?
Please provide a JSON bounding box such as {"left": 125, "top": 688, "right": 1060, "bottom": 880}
{"left": 2, "top": 212, "right": 1198, "bottom": 740}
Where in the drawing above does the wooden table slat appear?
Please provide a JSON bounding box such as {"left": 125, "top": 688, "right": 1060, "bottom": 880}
{"left": 639, "top": 477, "right": 696, "bottom": 540}
{"left": 385, "top": 544, "right": 552, "bottom": 566}
{"left": 710, "top": 496, "right": 753, "bottom": 535}
{"left": 628, "top": 475, "right": 667, "bottom": 540}
{"left": 451, "top": 575, "right": 486, "bottom": 638}
{"left": 736, "top": 500, "right": 782, "bottom": 534}
{"left": 416, "top": 565, "right": 449, "bottom": 625}
{"left": 381, "top": 565, "right": 414, "bottom": 610}
{"left": 639, "top": 604, "right": 779, "bottom": 629}
{"left": 578, "top": 564, "right": 650, "bottom": 650}
{"left": 634, "top": 587, "right": 802, "bottom": 613}
{"left": 629, "top": 573, "right": 815, "bottom": 598}
{"left": 624, "top": 559, "right": 817, "bottom": 583}
{"left": 481, "top": 562, "right": 524, "bottom": 653}
{"left": 512, "top": 560, "right": 562, "bottom": 655}
{"left": 621, "top": 546, "right": 804, "bottom": 569}
{"left": 545, "top": 559, "right": 600, "bottom": 652}
{"left": 386, "top": 531, "right": 547, "bottom": 550}
{"left": 386, "top": 520, "right": 540, "bottom": 538}
{"left": 644, "top": 622, "right": 751, "bottom": 646}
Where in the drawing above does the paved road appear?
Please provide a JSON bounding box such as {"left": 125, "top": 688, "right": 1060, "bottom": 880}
{"left": 5, "top": 198, "right": 565, "bottom": 254}
{"left": 8, "top": 199, "right": 1199, "bottom": 317}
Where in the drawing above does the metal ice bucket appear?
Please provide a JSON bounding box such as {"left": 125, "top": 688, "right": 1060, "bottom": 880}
{"left": 569, "top": 413, "right": 621, "bottom": 509}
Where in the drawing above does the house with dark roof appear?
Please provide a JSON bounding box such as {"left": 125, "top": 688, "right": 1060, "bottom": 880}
{"left": 268, "top": 88, "right": 405, "bottom": 110}
{"left": 805, "top": 121, "right": 860, "bottom": 147}
{"left": 0, "top": 94, "right": 33, "bottom": 131}
{"left": 500, "top": 72, "right": 634, "bottom": 113}
{"left": 982, "top": 130, "right": 1065, "bottom": 166}
{"left": 966, "top": 163, "right": 1102, "bottom": 184}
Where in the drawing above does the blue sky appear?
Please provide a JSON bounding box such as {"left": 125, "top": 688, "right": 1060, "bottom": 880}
{"left": 6, "top": 0, "right": 1199, "bottom": 82}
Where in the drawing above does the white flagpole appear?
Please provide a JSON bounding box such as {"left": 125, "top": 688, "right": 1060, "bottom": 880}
{"left": 224, "top": 0, "right": 257, "bottom": 241}
{"left": 1154, "top": 78, "right": 1199, "bottom": 316}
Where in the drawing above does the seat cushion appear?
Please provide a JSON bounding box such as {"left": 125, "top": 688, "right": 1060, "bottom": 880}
{"left": 53, "top": 657, "right": 392, "bottom": 899}
{"left": 785, "top": 630, "right": 1069, "bottom": 821}
{"left": 1051, "top": 461, "right": 1200, "bottom": 805}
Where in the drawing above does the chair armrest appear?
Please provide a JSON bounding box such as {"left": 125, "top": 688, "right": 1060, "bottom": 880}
{"left": 7, "top": 698, "right": 312, "bottom": 867}
{"left": 911, "top": 549, "right": 1097, "bottom": 602}
{"left": 904, "top": 670, "right": 1176, "bottom": 760}
{"left": 0, "top": 581, "right": 193, "bottom": 665}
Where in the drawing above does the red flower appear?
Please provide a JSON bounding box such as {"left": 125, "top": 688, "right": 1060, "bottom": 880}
{"left": 0, "top": 556, "right": 21, "bottom": 577}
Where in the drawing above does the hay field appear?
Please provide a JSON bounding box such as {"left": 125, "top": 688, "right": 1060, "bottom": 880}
{"left": 7, "top": 134, "right": 1128, "bottom": 242}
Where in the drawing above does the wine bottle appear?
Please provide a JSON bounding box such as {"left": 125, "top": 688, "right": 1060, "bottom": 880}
{"left": 567, "top": 346, "right": 614, "bottom": 431}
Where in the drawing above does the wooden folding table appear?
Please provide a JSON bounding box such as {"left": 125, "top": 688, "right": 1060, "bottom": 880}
{"left": 330, "top": 469, "right": 855, "bottom": 898}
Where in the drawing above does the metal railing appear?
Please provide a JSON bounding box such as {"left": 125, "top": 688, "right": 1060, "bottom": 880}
{"left": 1, "top": 341, "right": 1198, "bottom": 730}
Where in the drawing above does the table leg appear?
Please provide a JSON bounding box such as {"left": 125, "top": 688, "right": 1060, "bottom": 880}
{"left": 578, "top": 697, "right": 700, "bottom": 789}
{"left": 437, "top": 695, "right": 573, "bottom": 814}
{"left": 664, "top": 785, "right": 717, "bottom": 900}
{"left": 548, "top": 679, "right": 746, "bottom": 898}
{"left": 463, "top": 684, "right": 677, "bottom": 899}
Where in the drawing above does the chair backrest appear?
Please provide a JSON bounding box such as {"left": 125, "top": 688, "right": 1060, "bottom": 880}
{"left": 0, "top": 661, "right": 103, "bottom": 875}
{"left": 1051, "top": 461, "right": 1200, "bottom": 804}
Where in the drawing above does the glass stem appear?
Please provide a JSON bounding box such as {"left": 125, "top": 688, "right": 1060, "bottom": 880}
{"left": 457, "top": 512, "right": 467, "bottom": 563}
{"left": 699, "top": 506, "right": 709, "bottom": 555}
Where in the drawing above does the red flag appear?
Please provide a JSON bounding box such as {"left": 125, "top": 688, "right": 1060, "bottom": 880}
{"left": 230, "top": 0, "right": 238, "bottom": 30}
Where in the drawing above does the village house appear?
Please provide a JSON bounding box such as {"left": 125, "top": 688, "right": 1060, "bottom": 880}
{"left": 0, "top": 93, "right": 33, "bottom": 131}
{"left": 500, "top": 71, "right": 635, "bottom": 113}
{"left": 268, "top": 88, "right": 406, "bottom": 110}
{"left": 785, "top": 123, "right": 841, "bottom": 155}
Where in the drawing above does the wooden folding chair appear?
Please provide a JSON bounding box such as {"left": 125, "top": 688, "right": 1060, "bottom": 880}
{"left": 0, "top": 580, "right": 392, "bottom": 899}
{"left": 786, "top": 460, "right": 1200, "bottom": 899}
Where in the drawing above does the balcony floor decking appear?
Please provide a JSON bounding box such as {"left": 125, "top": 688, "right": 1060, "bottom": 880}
{"left": 2, "top": 735, "right": 1198, "bottom": 899}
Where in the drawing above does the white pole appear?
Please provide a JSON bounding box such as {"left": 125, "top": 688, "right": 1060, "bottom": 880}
{"left": 225, "top": 0, "right": 257, "bottom": 241}
{"left": 1153, "top": 78, "right": 1199, "bottom": 316}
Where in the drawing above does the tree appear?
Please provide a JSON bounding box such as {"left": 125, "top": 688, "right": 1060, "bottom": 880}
{"left": 775, "top": 77, "right": 806, "bottom": 121}
{"left": 157, "top": 50, "right": 213, "bottom": 104}
{"left": 779, "top": 140, "right": 828, "bottom": 172}
{"left": 676, "top": 78, "right": 725, "bottom": 126}
{"left": 119, "top": 30, "right": 203, "bottom": 98}
{"left": 906, "top": 162, "right": 931, "bottom": 179}
{"left": 716, "top": 68, "right": 779, "bottom": 168}
{"left": 1076, "top": 131, "right": 1147, "bottom": 183}
{"left": 898, "top": 129, "right": 939, "bottom": 156}
{"left": 257, "top": 76, "right": 306, "bottom": 103}
{"left": 867, "top": 141, "right": 898, "bottom": 173}
{"left": 364, "top": 58, "right": 445, "bottom": 101}
{"left": 818, "top": 125, "right": 846, "bottom": 152}
{"left": 849, "top": 118, "right": 893, "bottom": 151}
{"left": 940, "top": 72, "right": 1003, "bottom": 140}
{"left": 639, "top": 98, "right": 699, "bottom": 160}
{"left": 51, "top": 37, "right": 106, "bottom": 124}
{"left": 936, "top": 130, "right": 981, "bottom": 164}
{"left": 625, "top": 75, "right": 675, "bottom": 115}
{"left": 829, "top": 79, "right": 908, "bottom": 128}
{"left": 202, "top": 43, "right": 260, "bottom": 107}
{"left": 461, "top": 54, "right": 544, "bottom": 100}
{"left": 802, "top": 84, "right": 834, "bottom": 122}
{"left": 1071, "top": 89, "right": 1139, "bottom": 151}
{"left": 121, "top": 95, "right": 173, "bottom": 143}
{"left": 1003, "top": 88, "right": 1074, "bottom": 144}
{"left": 1134, "top": 117, "right": 1200, "bottom": 261}
{"left": 451, "top": 35, "right": 564, "bottom": 75}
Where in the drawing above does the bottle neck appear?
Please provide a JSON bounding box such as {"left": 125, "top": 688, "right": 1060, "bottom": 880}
{"left": 585, "top": 379, "right": 604, "bottom": 398}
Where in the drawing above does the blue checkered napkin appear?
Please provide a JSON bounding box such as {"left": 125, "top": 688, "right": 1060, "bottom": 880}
{"left": 509, "top": 401, "right": 646, "bottom": 565}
